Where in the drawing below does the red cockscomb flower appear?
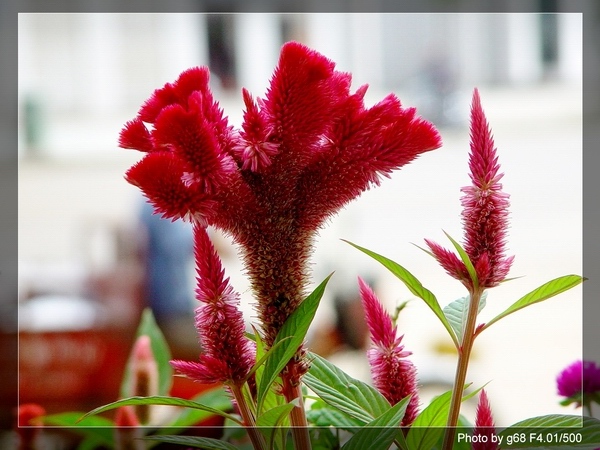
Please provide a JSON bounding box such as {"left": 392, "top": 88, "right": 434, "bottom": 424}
{"left": 121, "top": 42, "right": 441, "bottom": 376}
{"left": 426, "top": 88, "right": 513, "bottom": 291}
{"left": 170, "top": 225, "right": 254, "bottom": 386}
{"left": 358, "top": 277, "right": 419, "bottom": 426}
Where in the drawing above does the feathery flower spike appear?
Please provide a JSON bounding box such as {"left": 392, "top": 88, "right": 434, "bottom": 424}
{"left": 473, "top": 389, "right": 499, "bottom": 450}
{"left": 358, "top": 277, "right": 419, "bottom": 426}
{"left": 170, "top": 225, "right": 254, "bottom": 386}
{"left": 426, "top": 88, "right": 513, "bottom": 291}
{"left": 120, "top": 42, "right": 441, "bottom": 374}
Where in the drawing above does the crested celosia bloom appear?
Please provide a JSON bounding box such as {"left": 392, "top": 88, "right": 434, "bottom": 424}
{"left": 473, "top": 390, "right": 499, "bottom": 450}
{"left": 425, "top": 88, "right": 513, "bottom": 291}
{"left": 170, "top": 225, "right": 254, "bottom": 386}
{"left": 121, "top": 42, "right": 441, "bottom": 378}
{"left": 358, "top": 277, "right": 419, "bottom": 426}
{"left": 557, "top": 360, "right": 600, "bottom": 405}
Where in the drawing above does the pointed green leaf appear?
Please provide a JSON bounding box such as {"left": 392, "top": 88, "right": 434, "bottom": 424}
{"left": 444, "top": 292, "right": 487, "bottom": 343}
{"left": 444, "top": 231, "right": 479, "bottom": 290}
{"left": 42, "top": 412, "right": 115, "bottom": 447}
{"left": 257, "top": 273, "right": 333, "bottom": 410}
{"left": 120, "top": 308, "right": 173, "bottom": 398}
{"left": 482, "top": 275, "right": 585, "bottom": 331}
{"left": 499, "top": 415, "right": 600, "bottom": 448}
{"left": 80, "top": 395, "right": 241, "bottom": 425}
{"left": 257, "top": 401, "right": 296, "bottom": 448}
{"left": 156, "top": 387, "right": 232, "bottom": 434}
{"left": 344, "top": 240, "right": 458, "bottom": 347}
{"left": 406, "top": 390, "right": 453, "bottom": 450}
{"left": 303, "top": 353, "right": 390, "bottom": 424}
{"left": 341, "top": 396, "right": 410, "bottom": 450}
{"left": 143, "top": 435, "right": 238, "bottom": 450}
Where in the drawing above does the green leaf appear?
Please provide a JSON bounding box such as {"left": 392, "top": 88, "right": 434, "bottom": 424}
{"left": 303, "top": 353, "right": 390, "bottom": 424}
{"left": 156, "top": 387, "right": 232, "bottom": 433}
{"left": 482, "top": 275, "right": 585, "bottom": 331}
{"left": 257, "top": 402, "right": 296, "bottom": 448}
{"left": 406, "top": 390, "right": 454, "bottom": 450}
{"left": 499, "top": 415, "right": 600, "bottom": 448}
{"left": 341, "top": 396, "right": 410, "bottom": 450}
{"left": 120, "top": 308, "right": 173, "bottom": 398}
{"left": 344, "top": 240, "right": 458, "bottom": 347}
{"left": 80, "top": 395, "right": 241, "bottom": 425}
{"left": 306, "top": 399, "right": 364, "bottom": 429}
{"left": 444, "top": 292, "right": 487, "bottom": 344}
{"left": 42, "top": 412, "right": 115, "bottom": 447}
{"left": 257, "top": 274, "right": 333, "bottom": 410}
{"left": 143, "top": 435, "right": 238, "bottom": 450}
{"left": 443, "top": 231, "right": 479, "bottom": 290}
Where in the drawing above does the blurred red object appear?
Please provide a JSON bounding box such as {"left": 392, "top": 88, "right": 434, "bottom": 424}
{"left": 19, "top": 327, "right": 134, "bottom": 414}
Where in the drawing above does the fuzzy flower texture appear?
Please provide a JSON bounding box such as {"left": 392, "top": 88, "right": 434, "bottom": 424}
{"left": 120, "top": 42, "right": 441, "bottom": 383}
{"left": 358, "top": 278, "right": 419, "bottom": 426}
{"left": 425, "top": 88, "right": 513, "bottom": 292}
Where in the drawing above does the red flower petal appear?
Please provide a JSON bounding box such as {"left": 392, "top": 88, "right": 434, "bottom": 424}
{"left": 119, "top": 118, "right": 154, "bottom": 152}
{"left": 152, "top": 98, "right": 234, "bottom": 192}
{"left": 125, "top": 151, "right": 217, "bottom": 223}
{"left": 138, "top": 67, "right": 210, "bottom": 123}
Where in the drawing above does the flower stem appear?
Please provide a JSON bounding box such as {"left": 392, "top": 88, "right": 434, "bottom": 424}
{"left": 442, "top": 288, "right": 484, "bottom": 450}
{"left": 283, "top": 375, "right": 312, "bottom": 450}
{"left": 230, "top": 384, "right": 267, "bottom": 450}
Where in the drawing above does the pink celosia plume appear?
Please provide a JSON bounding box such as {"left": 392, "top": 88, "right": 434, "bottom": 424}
{"left": 473, "top": 389, "right": 499, "bottom": 450}
{"left": 121, "top": 42, "right": 441, "bottom": 361}
{"left": 426, "top": 88, "right": 512, "bottom": 291}
{"left": 170, "top": 225, "right": 254, "bottom": 386}
{"left": 358, "top": 277, "right": 419, "bottom": 426}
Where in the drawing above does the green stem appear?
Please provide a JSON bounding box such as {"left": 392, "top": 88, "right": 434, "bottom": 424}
{"left": 230, "top": 384, "right": 267, "bottom": 450}
{"left": 442, "top": 288, "right": 484, "bottom": 450}
{"left": 282, "top": 375, "right": 312, "bottom": 450}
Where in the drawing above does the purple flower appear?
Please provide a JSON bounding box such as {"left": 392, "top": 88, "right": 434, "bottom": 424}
{"left": 557, "top": 360, "right": 600, "bottom": 405}
{"left": 426, "top": 88, "right": 513, "bottom": 291}
{"left": 358, "top": 277, "right": 419, "bottom": 426}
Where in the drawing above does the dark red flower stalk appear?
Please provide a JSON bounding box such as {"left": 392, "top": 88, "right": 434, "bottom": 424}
{"left": 425, "top": 88, "right": 513, "bottom": 291}
{"left": 473, "top": 390, "right": 499, "bottom": 450}
{"left": 170, "top": 225, "right": 254, "bottom": 386}
{"left": 121, "top": 42, "right": 441, "bottom": 367}
{"left": 358, "top": 277, "right": 419, "bottom": 426}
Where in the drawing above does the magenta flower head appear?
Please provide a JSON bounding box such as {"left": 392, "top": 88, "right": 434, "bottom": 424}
{"left": 425, "top": 88, "right": 513, "bottom": 291}
{"left": 557, "top": 360, "right": 600, "bottom": 408}
{"left": 473, "top": 389, "right": 499, "bottom": 450}
{"left": 358, "top": 277, "right": 419, "bottom": 426}
{"left": 120, "top": 42, "right": 441, "bottom": 362}
{"left": 170, "top": 225, "right": 255, "bottom": 386}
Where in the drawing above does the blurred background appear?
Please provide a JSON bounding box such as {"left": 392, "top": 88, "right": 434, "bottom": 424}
{"left": 14, "top": 11, "right": 583, "bottom": 441}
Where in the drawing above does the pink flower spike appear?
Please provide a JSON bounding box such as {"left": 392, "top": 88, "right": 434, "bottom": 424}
{"left": 473, "top": 389, "right": 499, "bottom": 450}
{"left": 170, "top": 225, "right": 254, "bottom": 386}
{"left": 358, "top": 277, "right": 419, "bottom": 426}
{"left": 461, "top": 88, "right": 513, "bottom": 287}
{"left": 425, "top": 88, "right": 512, "bottom": 290}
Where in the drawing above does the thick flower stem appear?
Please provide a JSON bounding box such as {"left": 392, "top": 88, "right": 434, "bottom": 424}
{"left": 442, "top": 288, "right": 484, "bottom": 450}
{"left": 230, "top": 385, "right": 268, "bottom": 450}
{"left": 282, "top": 375, "right": 312, "bottom": 450}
